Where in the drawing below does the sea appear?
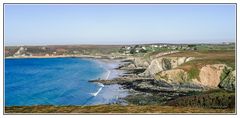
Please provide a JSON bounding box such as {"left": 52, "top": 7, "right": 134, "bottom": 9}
{"left": 5, "top": 58, "right": 128, "bottom": 106}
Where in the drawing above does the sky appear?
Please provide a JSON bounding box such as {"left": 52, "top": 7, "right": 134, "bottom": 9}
{"left": 4, "top": 4, "right": 236, "bottom": 46}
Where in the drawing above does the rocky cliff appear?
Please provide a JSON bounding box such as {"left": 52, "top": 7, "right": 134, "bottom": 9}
{"left": 119, "top": 52, "right": 235, "bottom": 92}
{"left": 198, "top": 64, "right": 226, "bottom": 87}
{"left": 155, "top": 64, "right": 235, "bottom": 91}
{"left": 140, "top": 57, "right": 194, "bottom": 76}
{"left": 219, "top": 68, "right": 236, "bottom": 91}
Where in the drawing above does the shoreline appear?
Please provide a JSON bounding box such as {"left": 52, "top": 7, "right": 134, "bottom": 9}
{"left": 4, "top": 53, "right": 236, "bottom": 112}
{"left": 88, "top": 58, "right": 129, "bottom": 104}
{"left": 89, "top": 57, "right": 126, "bottom": 80}
{"left": 75, "top": 57, "right": 130, "bottom": 105}
{"left": 5, "top": 54, "right": 127, "bottom": 60}
{"left": 5, "top": 56, "right": 129, "bottom": 107}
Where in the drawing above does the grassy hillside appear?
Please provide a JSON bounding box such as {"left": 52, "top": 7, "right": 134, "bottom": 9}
{"left": 169, "top": 50, "right": 235, "bottom": 68}
{"left": 5, "top": 104, "right": 234, "bottom": 113}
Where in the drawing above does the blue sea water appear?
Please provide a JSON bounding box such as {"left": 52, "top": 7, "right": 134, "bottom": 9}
{"left": 5, "top": 58, "right": 127, "bottom": 106}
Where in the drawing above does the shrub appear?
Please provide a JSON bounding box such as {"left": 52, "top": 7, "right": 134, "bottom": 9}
{"left": 162, "top": 58, "right": 172, "bottom": 70}
{"left": 187, "top": 67, "right": 199, "bottom": 80}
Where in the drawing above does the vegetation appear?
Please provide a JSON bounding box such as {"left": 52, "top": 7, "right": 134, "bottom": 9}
{"left": 172, "top": 50, "right": 235, "bottom": 71}
{"left": 124, "top": 93, "right": 170, "bottom": 105}
{"left": 5, "top": 45, "right": 123, "bottom": 57}
{"left": 4, "top": 43, "right": 235, "bottom": 113}
{"left": 165, "top": 89, "right": 235, "bottom": 109}
{"left": 187, "top": 66, "right": 200, "bottom": 80}
{"left": 5, "top": 104, "right": 234, "bottom": 113}
{"left": 220, "top": 67, "right": 232, "bottom": 81}
{"left": 195, "top": 43, "right": 235, "bottom": 51}
{"left": 6, "top": 43, "right": 235, "bottom": 58}
{"left": 177, "top": 71, "right": 185, "bottom": 81}
{"left": 154, "top": 73, "right": 168, "bottom": 81}
{"left": 162, "top": 58, "right": 172, "bottom": 70}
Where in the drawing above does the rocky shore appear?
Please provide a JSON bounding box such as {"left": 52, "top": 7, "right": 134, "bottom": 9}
{"left": 89, "top": 51, "right": 236, "bottom": 108}
{"left": 5, "top": 50, "right": 236, "bottom": 111}
{"left": 89, "top": 77, "right": 204, "bottom": 93}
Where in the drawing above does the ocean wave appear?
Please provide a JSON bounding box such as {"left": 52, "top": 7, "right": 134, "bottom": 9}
{"left": 90, "top": 87, "right": 103, "bottom": 96}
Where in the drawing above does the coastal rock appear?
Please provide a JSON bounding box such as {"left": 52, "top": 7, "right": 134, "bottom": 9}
{"left": 155, "top": 69, "right": 187, "bottom": 84}
{"left": 155, "top": 69, "right": 204, "bottom": 91}
{"left": 185, "top": 57, "right": 195, "bottom": 62}
{"left": 119, "top": 62, "right": 136, "bottom": 70}
{"left": 130, "top": 78, "right": 203, "bottom": 92}
{"left": 133, "top": 57, "right": 150, "bottom": 68}
{"left": 219, "top": 68, "right": 236, "bottom": 91}
{"left": 155, "top": 63, "right": 235, "bottom": 90}
{"left": 127, "top": 63, "right": 136, "bottom": 69}
{"left": 128, "top": 79, "right": 175, "bottom": 92}
{"left": 198, "top": 64, "right": 226, "bottom": 88}
{"left": 141, "top": 57, "right": 194, "bottom": 76}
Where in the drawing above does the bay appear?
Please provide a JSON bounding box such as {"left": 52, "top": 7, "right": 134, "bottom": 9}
{"left": 5, "top": 58, "right": 127, "bottom": 106}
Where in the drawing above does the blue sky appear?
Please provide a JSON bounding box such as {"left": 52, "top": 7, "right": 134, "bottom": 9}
{"left": 4, "top": 4, "right": 236, "bottom": 46}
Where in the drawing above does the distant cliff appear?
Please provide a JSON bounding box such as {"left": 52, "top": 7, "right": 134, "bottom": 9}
{"left": 125, "top": 51, "right": 235, "bottom": 91}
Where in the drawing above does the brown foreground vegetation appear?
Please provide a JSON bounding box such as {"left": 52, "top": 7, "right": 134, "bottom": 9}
{"left": 169, "top": 50, "right": 235, "bottom": 69}
{"left": 5, "top": 104, "right": 235, "bottom": 114}
{"left": 165, "top": 89, "right": 235, "bottom": 109}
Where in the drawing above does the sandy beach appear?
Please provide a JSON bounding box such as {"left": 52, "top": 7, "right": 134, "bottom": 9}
{"left": 83, "top": 58, "right": 129, "bottom": 105}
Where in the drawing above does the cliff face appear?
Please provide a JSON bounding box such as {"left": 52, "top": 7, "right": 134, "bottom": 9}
{"left": 133, "top": 57, "right": 150, "bottom": 68}
{"left": 198, "top": 64, "right": 226, "bottom": 87}
{"left": 155, "top": 69, "right": 187, "bottom": 84}
{"left": 219, "top": 68, "right": 236, "bottom": 91}
{"left": 154, "top": 64, "right": 235, "bottom": 91}
{"left": 124, "top": 52, "right": 235, "bottom": 91}
{"left": 195, "top": 64, "right": 235, "bottom": 91}
{"left": 141, "top": 57, "right": 194, "bottom": 76}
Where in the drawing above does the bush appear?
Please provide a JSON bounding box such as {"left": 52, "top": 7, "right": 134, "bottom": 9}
{"left": 165, "top": 90, "right": 235, "bottom": 109}
{"left": 162, "top": 58, "right": 172, "bottom": 70}
{"left": 187, "top": 67, "right": 199, "bottom": 80}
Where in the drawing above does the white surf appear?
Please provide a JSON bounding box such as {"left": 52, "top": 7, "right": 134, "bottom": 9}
{"left": 97, "top": 83, "right": 104, "bottom": 87}
{"left": 90, "top": 87, "right": 103, "bottom": 96}
{"left": 90, "top": 71, "right": 111, "bottom": 97}
{"left": 105, "top": 71, "right": 111, "bottom": 80}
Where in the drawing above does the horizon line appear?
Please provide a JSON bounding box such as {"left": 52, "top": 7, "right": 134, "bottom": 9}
{"left": 4, "top": 42, "right": 235, "bottom": 47}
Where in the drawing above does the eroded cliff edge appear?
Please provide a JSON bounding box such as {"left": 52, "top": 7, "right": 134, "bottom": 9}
{"left": 89, "top": 50, "right": 235, "bottom": 108}
{"left": 116, "top": 51, "right": 235, "bottom": 92}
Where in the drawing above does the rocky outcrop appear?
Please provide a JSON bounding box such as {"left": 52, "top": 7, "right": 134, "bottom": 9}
{"left": 198, "top": 64, "right": 226, "bottom": 88}
{"left": 219, "top": 68, "right": 236, "bottom": 91}
{"left": 126, "top": 63, "right": 136, "bottom": 69}
{"left": 155, "top": 69, "right": 187, "bottom": 84}
{"left": 133, "top": 57, "right": 150, "bottom": 68}
{"left": 154, "top": 64, "right": 236, "bottom": 91}
{"left": 118, "top": 55, "right": 235, "bottom": 92}
{"left": 119, "top": 57, "right": 149, "bottom": 70}
{"left": 141, "top": 57, "right": 194, "bottom": 76}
